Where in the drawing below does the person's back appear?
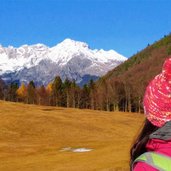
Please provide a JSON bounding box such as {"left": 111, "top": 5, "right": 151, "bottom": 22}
{"left": 134, "top": 122, "right": 171, "bottom": 170}
{"left": 130, "top": 57, "right": 171, "bottom": 171}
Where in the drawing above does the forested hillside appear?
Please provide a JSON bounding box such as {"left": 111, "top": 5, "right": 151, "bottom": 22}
{"left": 96, "top": 33, "right": 171, "bottom": 112}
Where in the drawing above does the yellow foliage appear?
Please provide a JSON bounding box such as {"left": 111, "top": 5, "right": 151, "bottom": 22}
{"left": 46, "top": 82, "right": 53, "bottom": 95}
{"left": 16, "top": 83, "right": 27, "bottom": 98}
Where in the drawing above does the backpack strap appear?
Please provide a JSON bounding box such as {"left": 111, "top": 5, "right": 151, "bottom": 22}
{"left": 132, "top": 152, "right": 171, "bottom": 171}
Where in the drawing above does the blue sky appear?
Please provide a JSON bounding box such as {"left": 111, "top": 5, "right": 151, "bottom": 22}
{"left": 0, "top": 0, "right": 171, "bottom": 57}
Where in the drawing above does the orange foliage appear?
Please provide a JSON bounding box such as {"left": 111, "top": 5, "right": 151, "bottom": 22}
{"left": 46, "top": 82, "right": 53, "bottom": 95}
{"left": 16, "top": 83, "right": 27, "bottom": 99}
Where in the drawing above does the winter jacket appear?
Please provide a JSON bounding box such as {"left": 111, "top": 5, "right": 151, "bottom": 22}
{"left": 133, "top": 121, "right": 171, "bottom": 171}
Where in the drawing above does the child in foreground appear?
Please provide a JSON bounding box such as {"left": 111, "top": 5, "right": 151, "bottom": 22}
{"left": 130, "top": 58, "right": 171, "bottom": 170}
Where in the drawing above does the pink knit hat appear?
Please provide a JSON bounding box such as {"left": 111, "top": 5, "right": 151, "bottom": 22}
{"left": 143, "top": 57, "right": 171, "bottom": 127}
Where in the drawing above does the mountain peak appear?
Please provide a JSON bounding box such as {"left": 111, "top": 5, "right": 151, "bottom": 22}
{"left": 0, "top": 39, "right": 127, "bottom": 85}
{"left": 58, "top": 38, "right": 89, "bottom": 49}
{"left": 31, "top": 43, "right": 47, "bottom": 48}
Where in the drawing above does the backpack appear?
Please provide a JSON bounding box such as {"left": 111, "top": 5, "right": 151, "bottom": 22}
{"left": 132, "top": 152, "right": 171, "bottom": 171}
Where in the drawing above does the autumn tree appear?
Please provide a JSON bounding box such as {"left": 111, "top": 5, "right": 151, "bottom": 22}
{"left": 16, "top": 83, "right": 27, "bottom": 102}
{"left": 109, "top": 78, "right": 125, "bottom": 112}
{"left": 76, "top": 86, "right": 81, "bottom": 108}
{"left": 80, "top": 84, "right": 90, "bottom": 109}
{"left": 46, "top": 82, "right": 53, "bottom": 105}
{"left": 97, "top": 79, "right": 111, "bottom": 111}
{"left": 122, "top": 79, "right": 132, "bottom": 112}
{"left": 89, "top": 79, "right": 96, "bottom": 110}
{"left": 37, "top": 85, "right": 48, "bottom": 105}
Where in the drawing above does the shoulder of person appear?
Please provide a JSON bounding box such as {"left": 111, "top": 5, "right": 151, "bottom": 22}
{"left": 134, "top": 162, "right": 158, "bottom": 171}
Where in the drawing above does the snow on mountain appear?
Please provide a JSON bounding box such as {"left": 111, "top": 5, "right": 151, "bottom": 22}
{"left": 0, "top": 39, "right": 127, "bottom": 85}
{"left": 0, "top": 43, "right": 49, "bottom": 74}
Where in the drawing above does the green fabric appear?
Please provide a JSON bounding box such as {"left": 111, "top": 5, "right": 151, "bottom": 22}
{"left": 133, "top": 152, "right": 171, "bottom": 171}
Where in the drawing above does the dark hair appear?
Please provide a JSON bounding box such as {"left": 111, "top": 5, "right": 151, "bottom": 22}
{"left": 130, "top": 118, "right": 159, "bottom": 169}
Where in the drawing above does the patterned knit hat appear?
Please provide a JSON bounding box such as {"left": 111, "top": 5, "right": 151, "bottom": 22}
{"left": 143, "top": 58, "right": 171, "bottom": 127}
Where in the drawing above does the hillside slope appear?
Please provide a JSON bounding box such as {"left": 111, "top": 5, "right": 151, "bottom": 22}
{"left": 104, "top": 34, "right": 171, "bottom": 84}
{"left": 95, "top": 34, "right": 171, "bottom": 112}
{"left": 0, "top": 101, "right": 143, "bottom": 171}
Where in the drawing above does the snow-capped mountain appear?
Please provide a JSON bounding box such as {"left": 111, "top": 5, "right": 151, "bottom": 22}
{"left": 0, "top": 39, "right": 127, "bottom": 86}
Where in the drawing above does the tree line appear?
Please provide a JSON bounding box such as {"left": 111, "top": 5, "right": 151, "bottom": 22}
{"left": 0, "top": 77, "right": 93, "bottom": 109}
{"left": 0, "top": 75, "right": 145, "bottom": 113}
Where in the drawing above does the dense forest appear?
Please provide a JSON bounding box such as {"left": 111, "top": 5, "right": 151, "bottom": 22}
{"left": 0, "top": 77, "right": 97, "bottom": 109}
{"left": 97, "top": 33, "right": 171, "bottom": 112}
{"left": 0, "top": 33, "right": 171, "bottom": 112}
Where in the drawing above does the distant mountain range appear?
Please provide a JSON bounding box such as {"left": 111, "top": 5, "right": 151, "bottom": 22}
{"left": 0, "top": 39, "right": 127, "bottom": 86}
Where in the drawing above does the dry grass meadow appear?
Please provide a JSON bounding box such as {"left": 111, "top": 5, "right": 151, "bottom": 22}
{"left": 0, "top": 100, "right": 144, "bottom": 171}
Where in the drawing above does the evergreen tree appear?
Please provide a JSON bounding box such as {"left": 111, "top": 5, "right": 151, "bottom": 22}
{"left": 63, "top": 78, "right": 72, "bottom": 107}
{"left": 0, "top": 78, "right": 5, "bottom": 100}
{"left": 7, "top": 82, "right": 19, "bottom": 102}
{"left": 70, "top": 80, "right": 79, "bottom": 108}
{"left": 27, "top": 80, "right": 36, "bottom": 104}
{"left": 89, "top": 79, "right": 96, "bottom": 109}
{"left": 52, "top": 76, "right": 63, "bottom": 106}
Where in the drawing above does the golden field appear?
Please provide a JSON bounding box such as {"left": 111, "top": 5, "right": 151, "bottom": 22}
{"left": 0, "top": 100, "right": 144, "bottom": 171}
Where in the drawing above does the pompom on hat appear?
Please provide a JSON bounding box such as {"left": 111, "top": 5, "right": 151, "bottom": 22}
{"left": 143, "top": 57, "right": 171, "bottom": 127}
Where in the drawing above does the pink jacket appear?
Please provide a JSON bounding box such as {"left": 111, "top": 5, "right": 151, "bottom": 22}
{"left": 133, "top": 139, "right": 171, "bottom": 171}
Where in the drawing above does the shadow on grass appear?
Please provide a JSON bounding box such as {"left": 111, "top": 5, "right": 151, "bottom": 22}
{"left": 42, "top": 108, "right": 64, "bottom": 111}
{"left": 102, "top": 168, "right": 129, "bottom": 171}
